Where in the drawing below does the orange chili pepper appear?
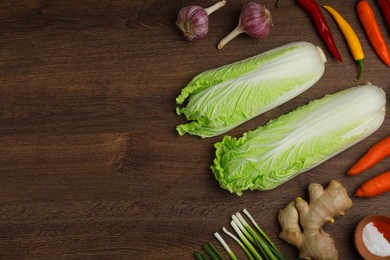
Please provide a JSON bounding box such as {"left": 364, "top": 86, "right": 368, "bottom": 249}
{"left": 357, "top": 0, "right": 390, "bottom": 67}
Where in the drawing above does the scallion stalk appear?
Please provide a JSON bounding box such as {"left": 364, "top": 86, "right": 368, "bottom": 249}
{"left": 208, "top": 242, "right": 225, "bottom": 260}
{"left": 198, "top": 209, "right": 284, "bottom": 260}
{"left": 234, "top": 213, "right": 277, "bottom": 260}
{"left": 194, "top": 251, "right": 206, "bottom": 260}
{"left": 214, "top": 232, "right": 237, "bottom": 260}
{"left": 268, "top": 246, "right": 285, "bottom": 260}
{"left": 243, "top": 209, "right": 284, "bottom": 259}
{"left": 222, "top": 227, "right": 254, "bottom": 260}
{"left": 203, "top": 243, "right": 220, "bottom": 260}
{"left": 230, "top": 220, "right": 262, "bottom": 260}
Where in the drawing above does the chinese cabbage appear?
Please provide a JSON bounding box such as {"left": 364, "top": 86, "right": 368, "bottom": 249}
{"left": 176, "top": 41, "right": 327, "bottom": 138}
{"left": 211, "top": 84, "right": 386, "bottom": 195}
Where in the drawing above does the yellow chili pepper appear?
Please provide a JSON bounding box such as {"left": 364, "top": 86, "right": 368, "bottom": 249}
{"left": 323, "top": 5, "right": 364, "bottom": 81}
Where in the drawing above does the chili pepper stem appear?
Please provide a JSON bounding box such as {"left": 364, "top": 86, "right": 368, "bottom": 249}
{"left": 355, "top": 59, "right": 364, "bottom": 82}
{"left": 218, "top": 26, "right": 245, "bottom": 49}
{"left": 205, "top": 0, "right": 227, "bottom": 15}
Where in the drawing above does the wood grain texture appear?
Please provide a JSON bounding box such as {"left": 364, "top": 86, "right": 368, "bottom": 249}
{"left": 0, "top": 0, "right": 389, "bottom": 259}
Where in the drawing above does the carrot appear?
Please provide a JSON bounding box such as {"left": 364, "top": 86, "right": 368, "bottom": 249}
{"left": 348, "top": 136, "right": 390, "bottom": 175}
{"left": 357, "top": 0, "right": 390, "bottom": 67}
{"left": 355, "top": 170, "right": 390, "bottom": 197}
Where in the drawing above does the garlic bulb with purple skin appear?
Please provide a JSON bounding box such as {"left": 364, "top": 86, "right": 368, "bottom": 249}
{"left": 176, "top": 0, "right": 227, "bottom": 41}
{"left": 218, "top": 2, "right": 272, "bottom": 49}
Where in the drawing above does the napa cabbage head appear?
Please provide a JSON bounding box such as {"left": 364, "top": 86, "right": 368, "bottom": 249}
{"left": 176, "top": 41, "right": 327, "bottom": 138}
{"left": 211, "top": 84, "right": 386, "bottom": 195}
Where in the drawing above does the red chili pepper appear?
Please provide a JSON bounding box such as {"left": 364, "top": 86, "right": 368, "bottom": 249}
{"left": 296, "top": 0, "right": 342, "bottom": 62}
{"left": 375, "top": 0, "right": 390, "bottom": 31}
{"left": 357, "top": 0, "right": 390, "bottom": 67}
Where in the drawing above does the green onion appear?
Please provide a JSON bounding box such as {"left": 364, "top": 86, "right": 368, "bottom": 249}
{"left": 222, "top": 227, "right": 254, "bottom": 260}
{"left": 198, "top": 209, "right": 284, "bottom": 260}
{"left": 234, "top": 213, "right": 277, "bottom": 260}
{"left": 202, "top": 243, "right": 219, "bottom": 260}
{"left": 208, "top": 242, "right": 225, "bottom": 260}
{"left": 194, "top": 251, "right": 206, "bottom": 260}
{"left": 243, "top": 209, "right": 285, "bottom": 259}
{"left": 214, "top": 232, "right": 237, "bottom": 260}
{"left": 230, "top": 220, "right": 262, "bottom": 260}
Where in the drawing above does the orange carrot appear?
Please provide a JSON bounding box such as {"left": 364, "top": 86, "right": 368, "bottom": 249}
{"left": 357, "top": 0, "right": 390, "bottom": 67}
{"left": 355, "top": 170, "right": 390, "bottom": 197}
{"left": 348, "top": 136, "right": 390, "bottom": 175}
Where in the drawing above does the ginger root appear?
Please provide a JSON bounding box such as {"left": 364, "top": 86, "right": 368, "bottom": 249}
{"left": 278, "top": 180, "right": 353, "bottom": 260}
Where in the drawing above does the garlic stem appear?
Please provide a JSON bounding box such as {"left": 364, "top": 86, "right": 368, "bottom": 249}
{"left": 218, "top": 26, "right": 245, "bottom": 49}
{"left": 205, "top": 0, "right": 227, "bottom": 15}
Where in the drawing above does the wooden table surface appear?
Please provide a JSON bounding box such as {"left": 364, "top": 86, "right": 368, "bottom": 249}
{"left": 0, "top": 0, "right": 389, "bottom": 259}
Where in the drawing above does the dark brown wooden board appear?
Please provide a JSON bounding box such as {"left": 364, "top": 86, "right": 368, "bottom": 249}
{"left": 0, "top": 0, "right": 389, "bottom": 259}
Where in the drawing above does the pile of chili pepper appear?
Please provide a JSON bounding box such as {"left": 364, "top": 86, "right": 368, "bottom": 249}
{"left": 276, "top": 0, "right": 390, "bottom": 80}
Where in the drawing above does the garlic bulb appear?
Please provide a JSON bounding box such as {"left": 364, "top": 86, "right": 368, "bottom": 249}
{"left": 218, "top": 2, "right": 272, "bottom": 49}
{"left": 176, "top": 0, "right": 227, "bottom": 41}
